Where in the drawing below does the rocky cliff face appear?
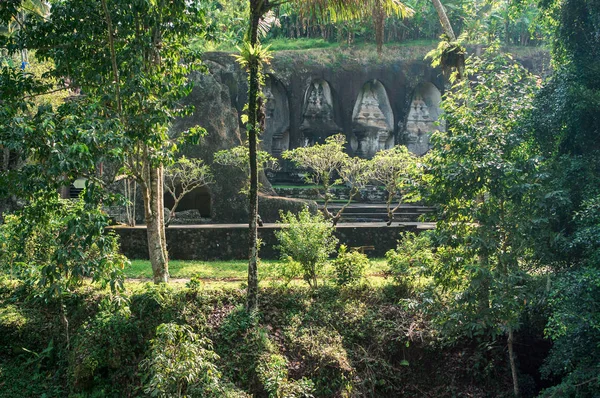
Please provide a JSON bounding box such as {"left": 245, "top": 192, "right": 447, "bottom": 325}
{"left": 170, "top": 45, "right": 550, "bottom": 222}
{"left": 172, "top": 59, "right": 248, "bottom": 223}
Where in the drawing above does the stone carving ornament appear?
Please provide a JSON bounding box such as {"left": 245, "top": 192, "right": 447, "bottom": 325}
{"left": 300, "top": 79, "right": 340, "bottom": 145}
{"left": 263, "top": 77, "right": 290, "bottom": 156}
{"left": 403, "top": 83, "right": 444, "bottom": 156}
{"left": 351, "top": 80, "right": 394, "bottom": 158}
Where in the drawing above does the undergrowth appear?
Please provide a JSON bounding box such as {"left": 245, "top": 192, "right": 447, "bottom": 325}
{"left": 0, "top": 279, "right": 529, "bottom": 397}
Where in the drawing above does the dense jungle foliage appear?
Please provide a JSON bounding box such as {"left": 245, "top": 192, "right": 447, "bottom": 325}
{"left": 0, "top": 0, "right": 599, "bottom": 397}
{"left": 198, "top": 0, "right": 549, "bottom": 50}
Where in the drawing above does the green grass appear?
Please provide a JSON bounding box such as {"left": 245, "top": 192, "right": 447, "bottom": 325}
{"left": 126, "top": 259, "right": 274, "bottom": 279}
{"left": 263, "top": 37, "right": 340, "bottom": 51}
{"left": 126, "top": 258, "right": 389, "bottom": 281}
{"left": 262, "top": 38, "right": 440, "bottom": 52}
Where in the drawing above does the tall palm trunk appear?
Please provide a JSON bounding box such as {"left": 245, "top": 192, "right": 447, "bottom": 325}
{"left": 246, "top": 2, "right": 262, "bottom": 312}
{"left": 431, "top": 0, "right": 456, "bottom": 40}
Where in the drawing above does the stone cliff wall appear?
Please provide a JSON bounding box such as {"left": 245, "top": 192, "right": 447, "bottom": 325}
{"left": 167, "top": 45, "right": 549, "bottom": 222}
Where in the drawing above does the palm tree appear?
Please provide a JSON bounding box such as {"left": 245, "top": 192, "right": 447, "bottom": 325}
{"left": 1, "top": 1, "right": 50, "bottom": 65}
{"left": 431, "top": 0, "right": 455, "bottom": 40}
{"left": 243, "top": 0, "right": 413, "bottom": 312}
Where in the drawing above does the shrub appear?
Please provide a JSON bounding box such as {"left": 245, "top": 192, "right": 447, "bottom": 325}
{"left": 385, "top": 232, "right": 435, "bottom": 292}
{"left": 216, "top": 307, "right": 273, "bottom": 391}
{"left": 331, "top": 245, "right": 368, "bottom": 286}
{"left": 256, "top": 353, "right": 315, "bottom": 398}
{"left": 69, "top": 306, "right": 140, "bottom": 393}
{"left": 0, "top": 195, "right": 126, "bottom": 297}
{"left": 275, "top": 207, "right": 338, "bottom": 288}
{"left": 286, "top": 325, "right": 353, "bottom": 396}
{"left": 141, "top": 323, "right": 222, "bottom": 398}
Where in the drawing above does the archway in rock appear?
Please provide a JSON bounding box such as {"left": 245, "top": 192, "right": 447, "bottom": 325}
{"left": 351, "top": 79, "right": 394, "bottom": 158}
{"left": 402, "top": 82, "right": 444, "bottom": 156}
{"left": 164, "top": 185, "right": 212, "bottom": 223}
{"left": 299, "top": 79, "right": 341, "bottom": 145}
{"left": 262, "top": 75, "right": 290, "bottom": 157}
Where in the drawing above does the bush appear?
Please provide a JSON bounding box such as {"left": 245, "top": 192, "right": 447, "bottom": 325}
{"left": 331, "top": 245, "right": 368, "bottom": 286}
{"left": 285, "top": 325, "right": 353, "bottom": 396}
{"left": 216, "top": 307, "right": 273, "bottom": 391}
{"left": 69, "top": 306, "right": 140, "bottom": 394}
{"left": 256, "top": 353, "right": 315, "bottom": 398}
{"left": 0, "top": 195, "right": 126, "bottom": 297}
{"left": 141, "top": 323, "right": 222, "bottom": 398}
{"left": 275, "top": 207, "right": 338, "bottom": 288}
{"left": 385, "top": 232, "right": 435, "bottom": 292}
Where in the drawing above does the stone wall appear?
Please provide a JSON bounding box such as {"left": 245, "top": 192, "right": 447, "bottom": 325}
{"left": 111, "top": 223, "right": 434, "bottom": 260}
{"left": 274, "top": 185, "right": 388, "bottom": 203}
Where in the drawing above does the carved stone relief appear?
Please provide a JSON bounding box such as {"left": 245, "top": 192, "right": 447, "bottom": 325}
{"left": 263, "top": 76, "right": 290, "bottom": 157}
{"left": 351, "top": 80, "right": 394, "bottom": 158}
{"left": 402, "top": 82, "right": 444, "bottom": 156}
{"left": 300, "top": 79, "right": 340, "bottom": 145}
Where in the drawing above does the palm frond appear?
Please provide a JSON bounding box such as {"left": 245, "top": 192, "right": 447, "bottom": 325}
{"left": 291, "top": 0, "right": 414, "bottom": 23}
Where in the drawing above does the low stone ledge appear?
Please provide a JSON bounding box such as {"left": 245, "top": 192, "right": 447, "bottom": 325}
{"left": 110, "top": 222, "right": 435, "bottom": 260}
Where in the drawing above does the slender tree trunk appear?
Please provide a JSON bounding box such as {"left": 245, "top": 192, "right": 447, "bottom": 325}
{"left": 246, "top": 3, "right": 262, "bottom": 312}
{"left": 431, "top": 0, "right": 456, "bottom": 40}
{"left": 2, "top": 147, "right": 9, "bottom": 171}
{"left": 158, "top": 164, "right": 168, "bottom": 262}
{"left": 142, "top": 163, "right": 169, "bottom": 283}
{"left": 477, "top": 253, "right": 491, "bottom": 312}
{"left": 508, "top": 328, "right": 520, "bottom": 396}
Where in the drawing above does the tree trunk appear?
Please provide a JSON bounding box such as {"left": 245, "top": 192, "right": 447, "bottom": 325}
{"left": 142, "top": 163, "right": 169, "bottom": 283}
{"left": 477, "top": 253, "right": 491, "bottom": 312}
{"left": 246, "top": 3, "right": 262, "bottom": 312}
{"left": 431, "top": 0, "right": 456, "bottom": 40}
{"left": 508, "top": 328, "right": 520, "bottom": 397}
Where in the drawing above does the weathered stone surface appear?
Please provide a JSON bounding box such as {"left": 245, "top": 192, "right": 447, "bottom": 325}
{"left": 164, "top": 209, "right": 211, "bottom": 225}
{"left": 111, "top": 223, "right": 434, "bottom": 260}
{"left": 274, "top": 185, "right": 388, "bottom": 203}
{"left": 351, "top": 79, "right": 394, "bottom": 158}
{"left": 402, "top": 82, "right": 444, "bottom": 156}
{"left": 299, "top": 79, "right": 341, "bottom": 145}
{"left": 258, "top": 193, "right": 317, "bottom": 223}
{"left": 151, "top": 46, "right": 549, "bottom": 222}
{"left": 171, "top": 59, "right": 248, "bottom": 223}
{"left": 263, "top": 76, "right": 290, "bottom": 157}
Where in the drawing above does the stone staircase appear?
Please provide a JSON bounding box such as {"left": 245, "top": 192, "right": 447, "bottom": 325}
{"left": 322, "top": 203, "right": 435, "bottom": 223}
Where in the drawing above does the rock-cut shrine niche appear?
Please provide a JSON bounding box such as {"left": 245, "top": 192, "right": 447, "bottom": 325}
{"left": 262, "top": 76, "right": 290, "bottom": 157}
{"left": 402, "top": 82, "right": 444, "bottom": 156}
{"left": 299, "top": 79, "right": 341, "bottom": 145}
{"left": 351, "top": 80, "right": 394, "bottom": 158}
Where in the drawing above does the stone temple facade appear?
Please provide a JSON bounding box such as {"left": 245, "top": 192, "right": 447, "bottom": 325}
{"left": 165, "top": 50, "right": 449, "bottom": 222}
{"left": 248, "top": 56, "right": 446, "bottom": 160}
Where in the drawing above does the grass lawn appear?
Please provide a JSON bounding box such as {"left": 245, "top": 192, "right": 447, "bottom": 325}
{"left": 126, "top": 258, "right": 389, "bottom": 281}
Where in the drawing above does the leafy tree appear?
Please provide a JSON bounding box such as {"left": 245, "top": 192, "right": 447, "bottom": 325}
{"left": 0, "top": 195, "right": 126, "bottom": 297}
{"left": 424, "top": 45, "right": 539, "bottom": 396}
{"left": 164, "top": 156, "right": 213, "bottom": 226}
{"left": 526, "top": 0, "right": 600, "bottom": 394}
{"left": 282, "top": 134, "right": 370, "bottom": 225}
{"left": 0, "top": 0, "right": 49, "bottom": 69}
{"left": 214, "top": 144, "right": 278, "bottom": 195}
{"left": 0, "top": 2, "right": 127, "bottom": 302}
{"left": 196, "top": 0, "right": 250, "bottom": 50}
{"left": 29, "top": 0, "right": 207, "bottom": 283}
{"left": 370, "top": 145, "right": 420, "bottom": 225}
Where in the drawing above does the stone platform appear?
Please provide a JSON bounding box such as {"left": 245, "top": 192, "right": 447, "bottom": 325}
{"left": 110, "top": 222, "right": 435, "bottom": 261}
